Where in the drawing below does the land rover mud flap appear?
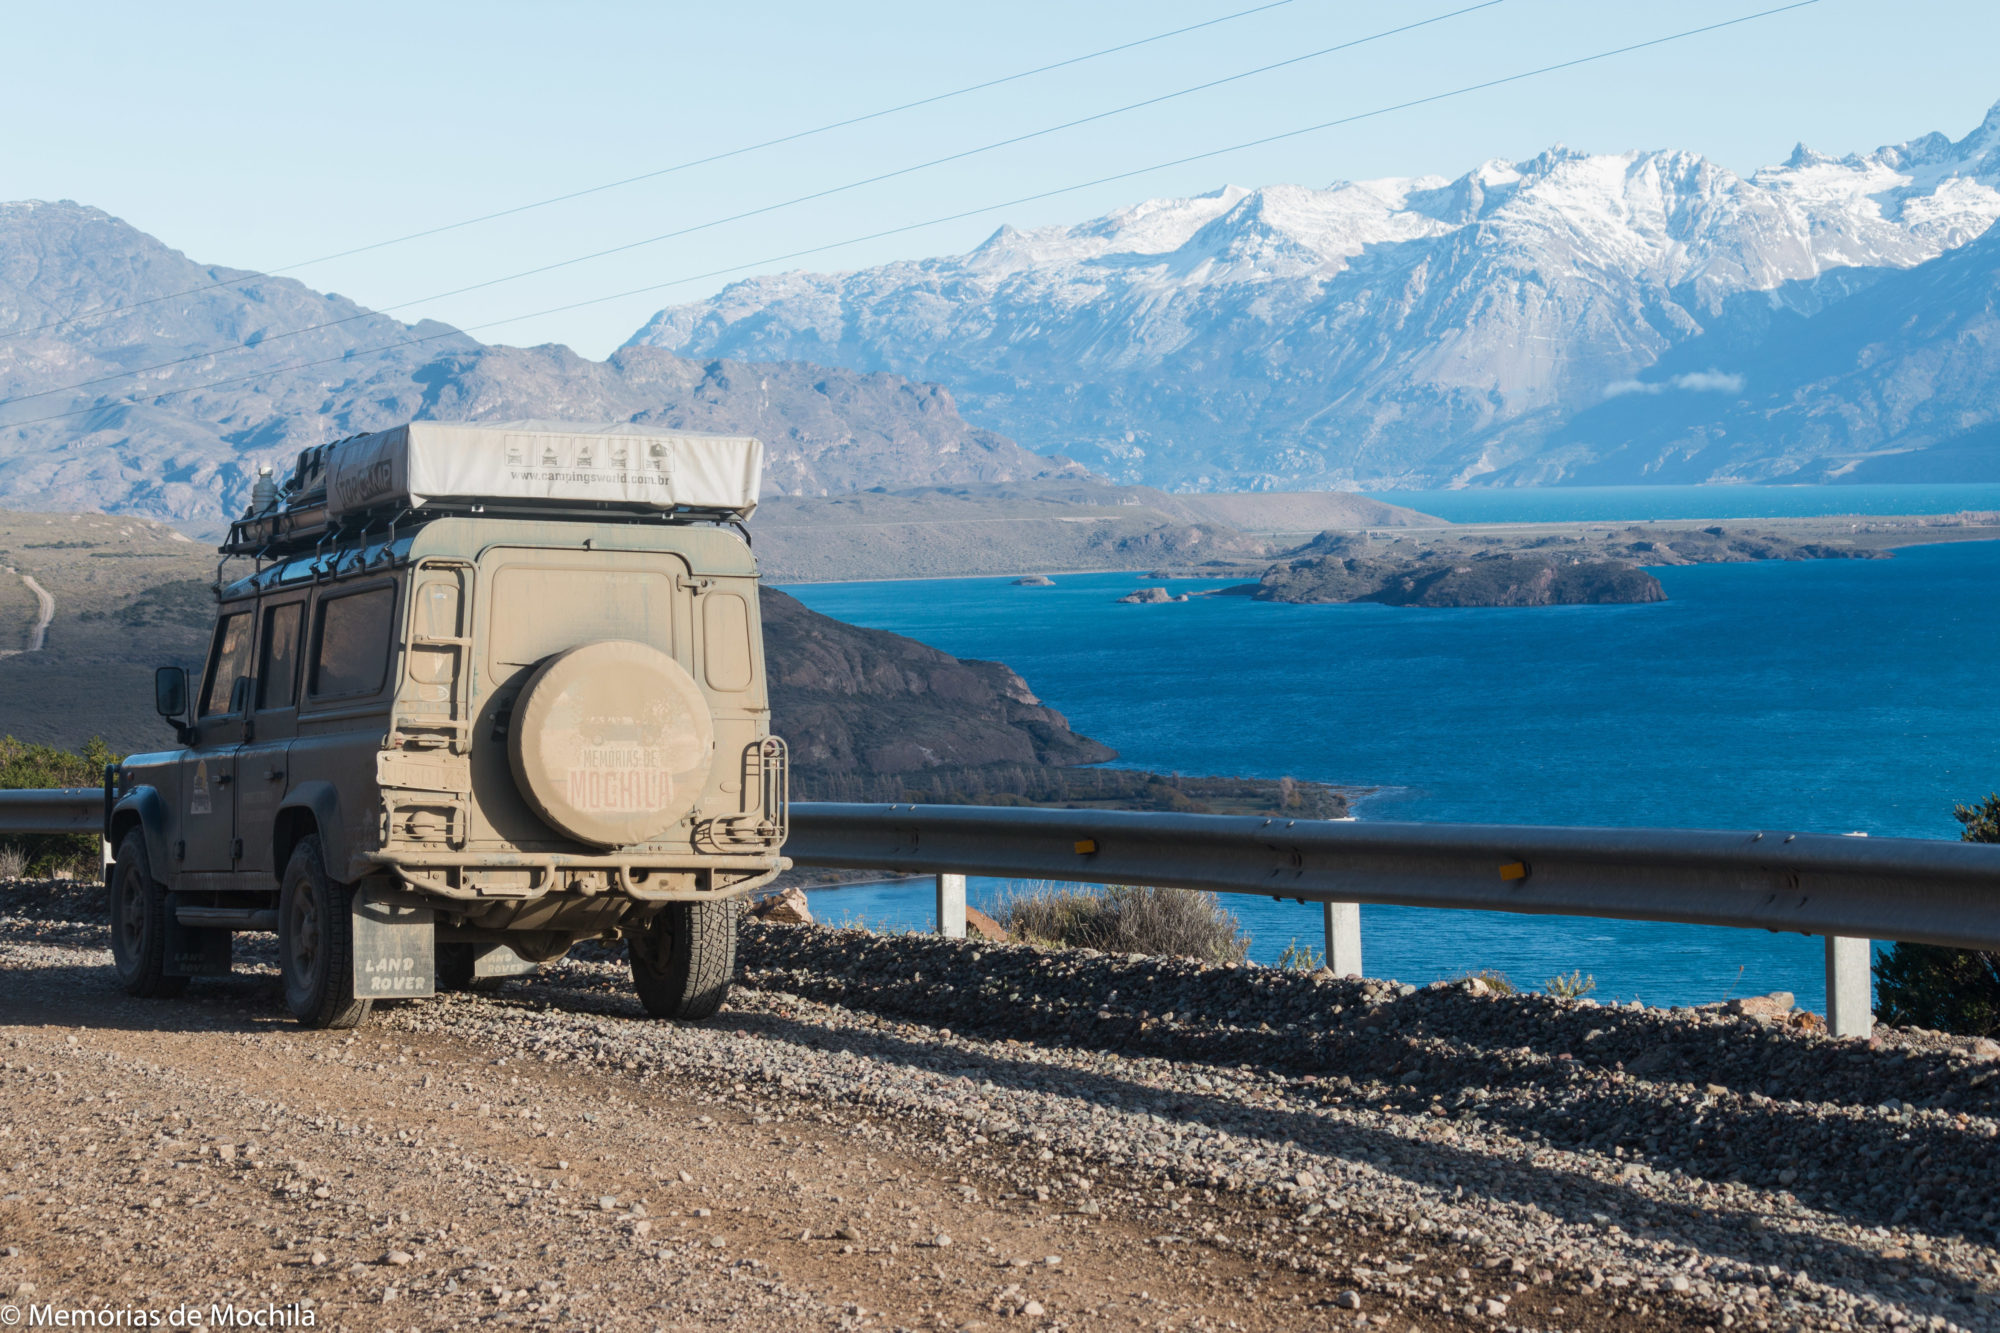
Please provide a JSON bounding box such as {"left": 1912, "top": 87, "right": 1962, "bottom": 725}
{"left": 352, "top": 892, "right": 436, "bottom": 999}
{"left": 468, "top": 942, "right": 540, "bottom": 979}
{"left": 162, "top": 894, "right": 232, "bottom": 978}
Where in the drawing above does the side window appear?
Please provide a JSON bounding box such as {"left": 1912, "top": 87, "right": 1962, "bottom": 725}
{"left": 198, "top": 612, "right": 254, "bottom": 718}
{"left": 702, "top": 592, "right": 753, "bottom": 692}
{"left": 256, "top": 602, "right": 303, "bottom": 711}
{"left": 309, "top": 586, "right": 395, "bottom": 700}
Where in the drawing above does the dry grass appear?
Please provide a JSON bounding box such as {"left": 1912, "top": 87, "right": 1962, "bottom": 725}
{"left": 1275, "top": 939, "right": 1325, "bottom": 972}
{"left": 999, "top": 882, "right": 1250, "bottom": 965}
{"left": 1545, "top": 969, "right": 1597, "bottom": 999}
{"left": 0, "top": 845, "right": 26, "bottom": 880}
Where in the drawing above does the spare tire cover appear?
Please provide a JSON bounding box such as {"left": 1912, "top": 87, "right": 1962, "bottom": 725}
{"left": 506, "top": 640, "right": 715, "bottom": 848}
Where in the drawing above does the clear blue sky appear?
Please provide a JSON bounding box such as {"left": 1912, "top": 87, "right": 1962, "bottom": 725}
{"left": 6, "top": 0, "right": 1998, "bottom": 358}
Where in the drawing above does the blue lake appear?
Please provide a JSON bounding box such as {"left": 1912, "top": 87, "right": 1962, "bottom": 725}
{"left": 781, "top": 538, "right": 2000, "bottom": 1012}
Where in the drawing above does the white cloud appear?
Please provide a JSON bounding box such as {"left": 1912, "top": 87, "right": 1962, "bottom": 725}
{"left": 1605, "top": 369, "right": 1746, "bottom": 398}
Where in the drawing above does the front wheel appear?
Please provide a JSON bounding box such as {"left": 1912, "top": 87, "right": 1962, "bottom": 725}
{"left": 108, "top": 831, "right": 187, "bottom": 999}
{"left": 629, "top": 899, "right": 739, "bottom": 1020}
{"left": 278, "top": 835, "right": 371, "bottom": 1030}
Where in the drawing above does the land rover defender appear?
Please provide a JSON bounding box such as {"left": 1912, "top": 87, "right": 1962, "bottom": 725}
{"left": 106, "top": 421, "right": 788, "bottom": 1029}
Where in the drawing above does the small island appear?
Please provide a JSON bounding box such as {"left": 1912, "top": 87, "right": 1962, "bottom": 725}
{"left": 1117, "top": 586, "right": 1186, "bottom": 604}
{"left": 1248, "top": 551, "right": 1665, "bottom": 606}
{"left": 1238, "top": 526, "right": 1892, "bottom": 607}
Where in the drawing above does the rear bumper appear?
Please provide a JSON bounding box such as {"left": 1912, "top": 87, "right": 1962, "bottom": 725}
{"left": 365, "top": 849, "right": 788, "bottom": 902}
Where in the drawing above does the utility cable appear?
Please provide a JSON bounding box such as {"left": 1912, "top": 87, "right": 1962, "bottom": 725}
{"left": 0, "top": 0, "right": 1307, "bottom": 345}
{"left": 0, "top": 0, "right": 1822, "bottom": 435}
{"left": 0, "top": 1, "right": 1503, "bottom": 411}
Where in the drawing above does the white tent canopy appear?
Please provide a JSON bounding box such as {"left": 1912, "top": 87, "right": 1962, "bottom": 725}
{"left": 321, "top": 421, "right": 763, "bottom": 520}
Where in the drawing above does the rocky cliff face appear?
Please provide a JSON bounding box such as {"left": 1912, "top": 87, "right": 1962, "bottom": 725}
{"left": 0, "top": 201, "right": 1083, "bottom": 530}
{"left": 629, "top": 104, "right": 2000, "bottom": 489}
{"left": 760, "top": 589, "right": 1116, "bottom": 798}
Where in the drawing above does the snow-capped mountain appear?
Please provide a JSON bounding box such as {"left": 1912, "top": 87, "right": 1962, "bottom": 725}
{"left": 628, "top": 102, "right": 2000, "bottom": 488}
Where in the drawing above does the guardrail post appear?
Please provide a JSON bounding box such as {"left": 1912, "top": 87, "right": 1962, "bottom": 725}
{"left": 1825, "top": 936, "right": 1873, "bottom": 1039}
{"left": 1323, "top": 901, "right": 1362, "bottom": 977}
{"left": 936, "top": 873, "right": 967, "bottom": 940}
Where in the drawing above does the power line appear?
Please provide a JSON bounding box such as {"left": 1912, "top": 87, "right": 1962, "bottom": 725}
{"left": 0, "top": 0, "right": 1823, "bottom": 437}
{"left": 0, "top": 1, "right": 1504, "bottom": 412}
{"left": 0, "top": 0, "right": 1306, "bottom": 347}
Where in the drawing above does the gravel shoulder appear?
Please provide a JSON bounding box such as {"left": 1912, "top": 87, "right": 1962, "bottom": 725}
{"left": 2, "top": 879, "right": 1997, "bottom": 1333}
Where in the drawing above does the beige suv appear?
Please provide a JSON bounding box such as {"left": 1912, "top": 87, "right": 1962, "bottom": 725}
{"left": 107, "top": 422, "right": 788, "bottom": 1028}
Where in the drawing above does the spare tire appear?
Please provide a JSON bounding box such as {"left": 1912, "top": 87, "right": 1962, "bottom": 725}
{"left": 507, "top": 640, "right": 715, "bottom": 848}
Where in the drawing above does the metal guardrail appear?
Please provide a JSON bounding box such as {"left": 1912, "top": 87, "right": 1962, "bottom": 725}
{"left": 785, "top": 803, "right": 2000, "bottom": 952}
{"left": 0, "top": 787, "right": 101, "bottom": 836}
{"left": 786, "top": 802, "right": 2000, "bottom": 1039}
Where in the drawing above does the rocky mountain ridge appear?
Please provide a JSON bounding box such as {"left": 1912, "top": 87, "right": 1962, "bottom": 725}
{"left": 0, "top": 201, "right": 1084, "bottom": 530}
{"left": 630, "top": 102, "right": 2000, "bottom": 489}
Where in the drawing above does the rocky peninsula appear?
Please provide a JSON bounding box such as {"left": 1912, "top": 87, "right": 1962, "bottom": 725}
{"left": 1237, "top": 525, "right": 1893, "bottom": 607}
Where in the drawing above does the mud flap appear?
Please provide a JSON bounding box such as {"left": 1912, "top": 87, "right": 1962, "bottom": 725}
{"left": 471, "top": 943, "right": 540, "bottom": 980}
{"left": 352, "top": 891, "right": 436, "bottom": 999}
{"left": 162, "top": 896, "right": 232, "bottom": 978}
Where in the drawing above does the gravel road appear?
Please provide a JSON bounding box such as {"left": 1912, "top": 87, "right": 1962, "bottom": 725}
{"left": 2, "top": 878, "right": 1997, "bottom": 1333}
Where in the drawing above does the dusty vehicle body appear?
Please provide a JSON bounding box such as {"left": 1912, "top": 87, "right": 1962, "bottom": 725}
{"left": 106, "top": 421, "right": 788, "bottom": 1028}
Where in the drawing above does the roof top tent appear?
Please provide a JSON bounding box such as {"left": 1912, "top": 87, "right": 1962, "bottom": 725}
{"left": 224, "top": 421, "right": 765, "bottom": 558}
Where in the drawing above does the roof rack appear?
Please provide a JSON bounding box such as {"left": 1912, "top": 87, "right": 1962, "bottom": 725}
{"left": 221, "top": 421, "right": 765, "bottom": 558}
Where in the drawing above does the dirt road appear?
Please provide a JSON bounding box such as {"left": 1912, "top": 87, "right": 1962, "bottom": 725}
{"left": 0, "top": 570, "right": 52, "bottom": 657}
{"left": 1, "top": 886, "right": 1996, "bottom": 1332}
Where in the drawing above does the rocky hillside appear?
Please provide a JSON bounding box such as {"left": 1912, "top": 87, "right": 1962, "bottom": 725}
{"left": 748, "top": 480, "right": 1439, "bottom": 584}
{"left": 0, "top": 201, "right": 1083, "bottom": 531}
{"left": 1545, "top": 219, "right": 2000, "bottom": 483}
{"left": 761, "top": 588, "right": 1116, "bottom": 797}
{"left": 631, "top": 102, "right": 2000, "bottom": 489}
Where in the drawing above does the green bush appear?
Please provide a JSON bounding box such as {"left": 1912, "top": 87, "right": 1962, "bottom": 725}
{"left": 0, "top": 735, "right": 116, "bottom": 877}
{"left": 1001, "top": 882, "right": 1250, "bottom": 965}
{"left": 1872, "top": 795, "right": 2000, "bottom": 1036}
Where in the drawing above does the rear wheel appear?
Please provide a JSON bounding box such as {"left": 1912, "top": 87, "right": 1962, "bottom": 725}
{"left": 278, "top": 835, "right": 371, "bottom": 1030}
{"left": 108, "top": 831, "right": 187, "bottom": 999}
{"left": 629, "top": 899, "right": 739, "bottom": 1020}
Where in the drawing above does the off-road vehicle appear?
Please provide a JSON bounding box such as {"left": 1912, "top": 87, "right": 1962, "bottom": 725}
{"left": 105, "top": 421, "right": 788, "bottom": 1028}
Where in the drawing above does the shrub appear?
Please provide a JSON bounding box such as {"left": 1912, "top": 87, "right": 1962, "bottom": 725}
{"left": 1872, "top": 795, "right": 2000, "bottom": 1036}
{"left": 1001, "top": 882, "right": 1250, "bottom": 965}
{"left": 1458, "top": 969, "right": 1517, "bottom": 995}
{"left": 1275, "top": 939, "right": 1324, "bottom": 972}
{"left": 0, "top": 736, "right": 117, "bottom": 877}
{"left": 1545, "top": 969, "right": 1596, "bottom": 1000}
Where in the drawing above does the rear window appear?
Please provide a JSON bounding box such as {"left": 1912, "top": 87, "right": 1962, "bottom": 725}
{"left": 489, "top": 565, "right": 674, "bottom": 666}
{"left": 310, "top": 586, "right": 395, "bottom": 699}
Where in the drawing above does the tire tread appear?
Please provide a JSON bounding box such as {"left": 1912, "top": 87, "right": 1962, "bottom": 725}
{"left": 630, "top": 899, "right": 738, "bottom": 1020}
